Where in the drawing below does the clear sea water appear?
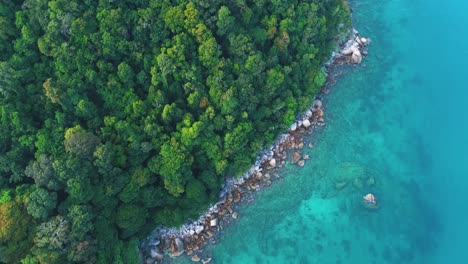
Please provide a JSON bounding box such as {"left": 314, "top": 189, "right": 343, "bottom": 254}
{"left": 173, "top": 0, "right": 468, "bottom": 263}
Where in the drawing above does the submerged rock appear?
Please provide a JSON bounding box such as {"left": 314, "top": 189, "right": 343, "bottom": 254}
{"left": 292, "top": 152, "right": 301, "bottom": 164}
{"left": 298, "top": 160, "right": 305, "bottom": 167}
{"left": 191, "top": 254, "right": 200, "bottom": 262}
{"left": 150, "top": 248, "right": 164, "bottom": 261}
{"left": 171, "top": 237, "right": 185, "bottom": 257}
{"left": 335, "top": 181, "right": 348, "bottom": 190}
{"left": 202, "top": 258, "right": 212, "bottom": 264}
{"left": 331, "top": 162, "right": 366, "bottom": 183}
{"left": 232, "top": 212, "right": 238, "bottom": 219}
{"left": 353, "top": 178, "right": 364, "bottom": 189}
{"left": 366, "top": 177, "right": 375, "bottom": 186}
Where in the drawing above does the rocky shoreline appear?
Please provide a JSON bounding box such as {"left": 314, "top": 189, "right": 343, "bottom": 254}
{"left": 140, "top": 29, "right": 369, "bottom": 264}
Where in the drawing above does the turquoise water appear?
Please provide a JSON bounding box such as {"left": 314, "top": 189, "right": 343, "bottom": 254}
{"left": 173, "top": 0, "right": 468, "bottom": 263}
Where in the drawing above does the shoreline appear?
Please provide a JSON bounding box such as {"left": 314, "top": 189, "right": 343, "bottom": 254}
{"left": 140, "top": 28, "right": 370, "bottom": 264}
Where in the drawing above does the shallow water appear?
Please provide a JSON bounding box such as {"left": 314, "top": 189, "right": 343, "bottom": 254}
{"left": 172, "top": 0, "right": 468, "bottom": 263}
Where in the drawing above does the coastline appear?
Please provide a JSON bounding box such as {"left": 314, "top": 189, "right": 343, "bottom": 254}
{"left": 140, "top": 28, "right": 370, "bottom": 264}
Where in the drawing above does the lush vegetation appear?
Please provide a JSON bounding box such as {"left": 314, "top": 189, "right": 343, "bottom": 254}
{"left": 0, "top": 0, "right": 350, "bottom": 263}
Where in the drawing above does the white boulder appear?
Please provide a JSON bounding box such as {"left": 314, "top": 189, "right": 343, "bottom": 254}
{"left": 341, "top": 47, "right": 354, "bottom": 55}
{"left": 290, "top": 123, "right": 297, "bottom": 131}
{"left": 195, "top": 225, "right": 204, "bottom": 234}
{"left": 269, "top": 158, "right": 276, "bottom": 168}
{"left": 351, "top": 50, "right": 362, "bottom": 64}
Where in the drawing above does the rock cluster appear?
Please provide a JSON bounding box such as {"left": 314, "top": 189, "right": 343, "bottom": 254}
{"left": 334, "top": 29, "right": 370, "bottom": 65}
{"left": 289, "top": 98, "right": 326, "bottom": 135}
{"left": 142, "top": 99, "right": 326, "bottom": 263}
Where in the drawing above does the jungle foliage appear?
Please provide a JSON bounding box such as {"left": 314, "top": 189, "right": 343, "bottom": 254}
{"left": 0, "top": 0, "right": 350, "bottom": 262}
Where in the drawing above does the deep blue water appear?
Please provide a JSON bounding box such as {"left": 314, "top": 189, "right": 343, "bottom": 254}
{"left": 173, "top": 0, "right": 468, "bottom": 263}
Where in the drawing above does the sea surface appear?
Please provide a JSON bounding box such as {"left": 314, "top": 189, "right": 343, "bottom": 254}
{"left": 173, "top": 0, "right": 468, "bottom": 263}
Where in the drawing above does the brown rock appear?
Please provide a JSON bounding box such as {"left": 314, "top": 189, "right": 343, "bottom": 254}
{"left": 254, "top": 173, "right": 262, "bottom": 180}
{"left": 292, "top": 152, "right": 301, "bottom": 164}
{"left": 192, "top": 254, "right": 200, "bottom": 262}
{"left": 297, "top": 142, "right": 304, "bottom": 149}
{"left": 206, "top": 230, "right": 214, "bottom": 238}
{"left": 308, "top": 143, "right": 314, "bottom": 148}
{"left": 317, "top": 109, "right": 324, "bottom": 118}
{"left": 303, "top": 154, "right": 310, "bottom": 160}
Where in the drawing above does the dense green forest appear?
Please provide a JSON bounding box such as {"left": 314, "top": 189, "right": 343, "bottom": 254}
{"left": 0, "top": 0, "right": 350, "bottom": 263}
